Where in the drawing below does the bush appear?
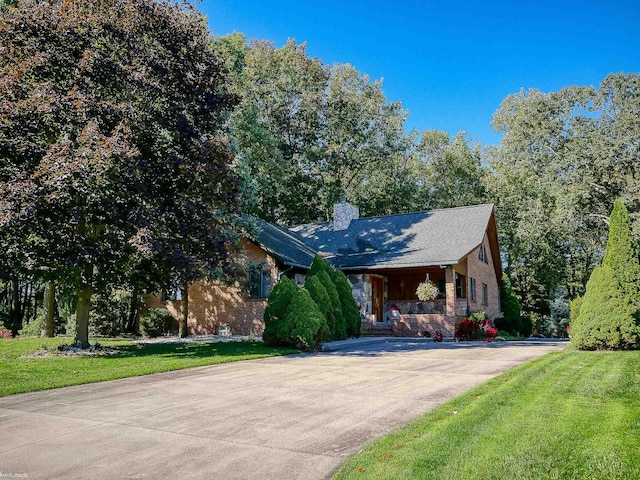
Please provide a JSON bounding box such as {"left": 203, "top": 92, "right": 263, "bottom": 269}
{"left": 501, "top": 273, "right": 522, "bottom": 318}
{"left": 278, "top": 288, "right": 326, "bottom": 351}
{"left": 263, "top": 276, "right": 299, "bottom": 346}
{"left": 303, "top": 275, "right": 331, "bottom": 341}
{"left": 316, "top": 270, "right": 347, "bottom": 340}
{"left": 519, "top": 316, "right": 533, "bottom": 337}
{"left": 455, "top": 318, "right": 480, "bottom": 341}
{"left": 331, "top": 269, "right": 361, "bottom": 338}
{"left": 0, "top": 327, "right": 13, "bottom": 339}
{"left": 140, "top": 308, "right": 173, "bottom": 338}
{"left": 571, "top": 265, "right": 640, "bottom": 350}
{"left": 569, "top": 296, "right": 583, "bottom": 325}
{"left": 307, "top": 255, "right": 329, "bottom": 277}
{"left": 19, "top": 315, "right": 44, "bottom": 337}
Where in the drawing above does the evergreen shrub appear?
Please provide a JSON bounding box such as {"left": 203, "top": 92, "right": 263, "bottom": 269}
{"left": 279, "top": 288, "right": 326, "bottom": 351}
{"left": 140, "top": 308, "right": 173, "bottom": 338}
{"left": 331, "top": 269, "right": 361, "bottom": 338}
{"left": 263, "top": 276, "right": 298, "bottom": 346}
{"left": 571, "top": 266, "right": 640, "bottom": 350}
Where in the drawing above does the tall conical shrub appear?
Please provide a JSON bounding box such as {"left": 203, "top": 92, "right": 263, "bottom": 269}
{"left": 303, "top": 275, "right": 331, "bottom": 341}
{"left": 571, "top": 200, "right": 640, "bottom": 350}
{"left": 307, "top": 255, "right": 329, "bottom": 277}
{"left": 316, "top": 270, "right": 347, "bottom": 340}
{"left": 602, "top": 199, "right": 640, "bottom": 301}
{"left": 281, "top": 288, "right": 326, "bottom": 351}
{"left": 263, "top": 276, "right": 298, "bottom": 346}
{"left": 570, "top": 266, "right": 640, "bottom": 350}
{"left": 331, "top": 269, "right": 361, "bottom": 337}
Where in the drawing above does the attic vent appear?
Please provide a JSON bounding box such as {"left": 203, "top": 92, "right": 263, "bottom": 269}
{"left": 333, "top": 201, "right": 359, "bottom": 231}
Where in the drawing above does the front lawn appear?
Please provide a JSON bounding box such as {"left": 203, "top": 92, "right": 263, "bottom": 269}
{"left": 0, "top": 337, "right": 296, "bottom": 396}
{"left": 335, "top": 349, "right": 640, "bottom": 479}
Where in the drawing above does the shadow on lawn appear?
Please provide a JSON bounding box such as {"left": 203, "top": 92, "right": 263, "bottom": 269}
{"left": 105, "top": 341, "right": 293, "bottom": 360}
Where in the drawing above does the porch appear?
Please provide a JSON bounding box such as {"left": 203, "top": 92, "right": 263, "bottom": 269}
{"left": 352, "top": 265, "right": 469, "bottom": 338}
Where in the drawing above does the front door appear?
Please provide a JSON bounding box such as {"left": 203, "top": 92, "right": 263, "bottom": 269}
{"left": 371, "top": 276, "right": 384, "bottom": 322}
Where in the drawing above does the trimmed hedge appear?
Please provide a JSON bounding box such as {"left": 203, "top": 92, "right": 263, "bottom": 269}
{"left": 140, "top": 308, "right": 173, "bottom": 338}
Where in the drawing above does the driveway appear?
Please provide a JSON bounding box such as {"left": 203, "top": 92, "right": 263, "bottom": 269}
{"left": 0, "top": 340, "right": 564, "bottom": 479}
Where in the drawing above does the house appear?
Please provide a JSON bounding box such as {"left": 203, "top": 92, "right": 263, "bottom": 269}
{"left": 148, "top": 202, "right": 503, "bottom": 337}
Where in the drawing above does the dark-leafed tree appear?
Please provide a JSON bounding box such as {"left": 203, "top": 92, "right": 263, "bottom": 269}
{"left": 0, "top": 0, "right": 239, "bottom": 347}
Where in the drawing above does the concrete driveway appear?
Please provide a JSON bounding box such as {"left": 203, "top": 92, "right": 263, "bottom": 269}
{"left": 0, "top": 340, "right": 564, "bottom": 480}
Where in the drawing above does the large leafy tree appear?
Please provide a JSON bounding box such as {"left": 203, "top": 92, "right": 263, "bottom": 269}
{"left": 0, "top": 0, "right": 240, "bottom": 346}
{"left": 487, "top": 73, "right": 640, "bottom": 317}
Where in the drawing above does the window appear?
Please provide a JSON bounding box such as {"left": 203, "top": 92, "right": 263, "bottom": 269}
{"left": 436, "top": 279, "right": 446, "bottom": 299}
{"left": 482, "top": 283, "right": 488, "bottom": 306}
{"left": 455, "top": 274, "right": 466, "bottom": 298}
{"left": 478, "top": 244, "right": 488, "bottom": 264}
{"left": 470, "top": 277, "right": 476, "bottom": 302}
{"left": 162, "top": 288, "right": 182, "bottom": 302}
{"left": 249, "top": 270, "right": 271, "bottom": 298}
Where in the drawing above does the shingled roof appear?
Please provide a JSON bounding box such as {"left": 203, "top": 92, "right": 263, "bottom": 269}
{"left": 253, "top": 204, "right": 498, "bottom": 272}
{"left": 288, "top": 204, "right": 496, "bottom": 270}
{"left": 253, "top": 218, "right": 317, "bottom": 269}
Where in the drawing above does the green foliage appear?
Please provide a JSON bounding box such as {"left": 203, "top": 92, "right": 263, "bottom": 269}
{"left": 140, "top": 309, "right": 174, "bottom": 338}
{"left": 278, "top": 288, "right": 325, "bottom": 351}
{"left": 303, "top": 275, "right": 332, "bottom": 341}
{"left": 307, "top": 255, "right": 329, "bottom": 277}
{"left": 488, "top": 74, "right": 640, "bottom": 318}
{"left": 331, "top": 269, "right": 361, "bottom": 338}
{"left": 603, "top": 199, "right": 640, "bottom": 300}
{"left": 0, "top": 0, "right": 240, "bottom": 348}
{"left": 315, "top": 270, "right": 346, "bottom": 340}
{"left": 569, "top": 296, "right": 583, "bottom": 325}
{"left": 571, "top": 266, "right": 640, "bottom": 350}
{"left": 500, "top": 273, "right": 522, "bottom": 318}
{"left": 18, "top": 315, "right": 44, "bottom": 337}
{"left": 263, "top": 276, "right": 299, "bottom": 346}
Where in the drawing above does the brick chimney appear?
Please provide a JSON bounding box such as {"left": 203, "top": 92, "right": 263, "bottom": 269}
{"left": 333, "top": 201, "right": 359, "bottom": 231}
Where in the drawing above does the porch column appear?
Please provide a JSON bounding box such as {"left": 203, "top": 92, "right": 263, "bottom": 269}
{"left": 445, "top": 267, "right": 456, "bottom": 316}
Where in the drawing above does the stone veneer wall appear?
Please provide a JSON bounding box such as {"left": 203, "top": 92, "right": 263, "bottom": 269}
{"left": 347, "top": 274, "right": 371, "bottom": 322}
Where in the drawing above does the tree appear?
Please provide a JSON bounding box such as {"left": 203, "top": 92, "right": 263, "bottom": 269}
{"left": 570, "top": 266, "right": 640, "bottom": 350}
{"left": 331, "top": 269, "right": 360, "bottom": 338}
{"left": 263, "top": 276, "right": 299, "bottom": 346}
{"left": 602, "top": 199, "right": 640, "bottom": 301}
{"left": 487, "top": 73, "right": 640, "bottom": 317}
{"left": 307, "top": 255, "right": 329, "bottom": 277}
{"left": 500, "top": 273, "right": 522, "bottom": 319}
{"left": 302, "top": 275, "right": 331, "bottom": 341}
{"left": 280, "top": 288, "right": 325, "bottom": 351}
{"left": 0, "top": 0, "right": 239, "bottom": 347}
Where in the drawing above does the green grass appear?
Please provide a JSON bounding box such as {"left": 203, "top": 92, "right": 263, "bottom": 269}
{"left": 335, "top": 350, "right": 640, "bottom": 480}
{"left": 0, "top": 337, "right": 296, "bottom": 396}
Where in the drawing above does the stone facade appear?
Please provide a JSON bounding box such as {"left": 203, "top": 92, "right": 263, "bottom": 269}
{"left": 333, "top": 201, "right": 359, "bottom": 231}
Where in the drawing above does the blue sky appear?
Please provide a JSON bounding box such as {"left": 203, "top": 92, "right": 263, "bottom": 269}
{"left": 200, "top": 1, "right": 640, "bottom": 145}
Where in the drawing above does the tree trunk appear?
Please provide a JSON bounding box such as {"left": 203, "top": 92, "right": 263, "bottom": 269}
{"left": 179, "top": 281, "right": 189, "bottom": 338}
{"left": 75, "top": 265, "right": 93, "bottom": 349}
{"left": 126, "top": 288, "right": 139, "bottom": 334}
{"left": 9, "top": 276, "right": 21, "bottom": 336}
{"left": 44, "top": 281, "right": 56, "bottom": 338}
